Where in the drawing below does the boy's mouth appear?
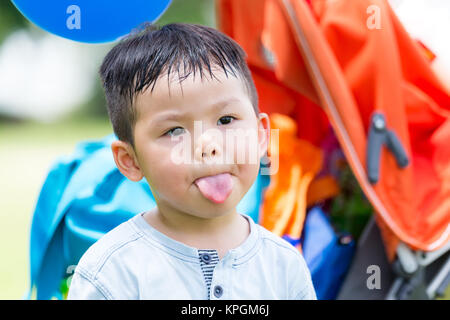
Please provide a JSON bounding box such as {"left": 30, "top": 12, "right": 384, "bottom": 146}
{"left": 194, "top": 172, "right": 233, "bottom": 204}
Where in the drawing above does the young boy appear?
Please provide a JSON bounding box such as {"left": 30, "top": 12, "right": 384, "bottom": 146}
{"left": 68, "top": 23, "right": 316, "bottom": 300}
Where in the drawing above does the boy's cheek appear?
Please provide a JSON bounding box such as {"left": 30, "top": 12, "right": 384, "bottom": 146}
{"left": 138, "top": 146, "right": 186, "bottom": 183}
{"left": 239, "top": 162, "right": 260, "bottom": 184}
{"left": 156, "top": 156, "right": 189, "bottom": 182}
{"left": 226, "top": 132, "right": 260, "bottom": 166}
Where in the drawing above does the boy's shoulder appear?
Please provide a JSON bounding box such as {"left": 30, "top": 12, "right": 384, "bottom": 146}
{"left": 74, "top": 215, "right": 144, "bottom": 278}
{"left": 255, "top": 223, "right": 302, "bottom": 257}
{"left": 253, "top": 223, "right": 310, "bottom": 270}
{"left": 253, "top": 223, "right": 316, "bottom": 299}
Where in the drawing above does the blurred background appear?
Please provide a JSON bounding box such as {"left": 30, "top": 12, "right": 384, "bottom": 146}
{"left": 1, "top": 0, "right": 449, "bottom": 299}
{"left": 0, "top": 0, "right": 216, "bottom": 299}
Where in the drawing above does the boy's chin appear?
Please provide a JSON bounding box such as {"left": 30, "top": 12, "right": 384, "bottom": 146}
{"left": 188, "top": 198, "right": 240, "bottom": 219}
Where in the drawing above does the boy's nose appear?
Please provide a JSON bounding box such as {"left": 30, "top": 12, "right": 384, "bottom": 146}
{"left": 194, "top": 134, "right": 222, "bottom": 163}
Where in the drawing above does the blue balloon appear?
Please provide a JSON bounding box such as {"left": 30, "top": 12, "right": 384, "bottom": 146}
{"left": 11, "top": 0, "right": 172, "bottom": 43}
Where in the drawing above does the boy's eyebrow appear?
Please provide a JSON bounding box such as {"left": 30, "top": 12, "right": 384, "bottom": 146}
{"left": 151, "top": 98, "right": 241, "bottom": 124}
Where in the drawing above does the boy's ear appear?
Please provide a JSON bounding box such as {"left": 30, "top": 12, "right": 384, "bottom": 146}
{"left": 257, "top": 112, "right": 270, "bottom": 158}
{"left": 111, "top": 140, "right": 143, "bottom": 182}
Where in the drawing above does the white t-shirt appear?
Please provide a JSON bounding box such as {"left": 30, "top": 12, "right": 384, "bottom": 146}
{"left": 67, "top": 212, "right": 317, "bottom": 300}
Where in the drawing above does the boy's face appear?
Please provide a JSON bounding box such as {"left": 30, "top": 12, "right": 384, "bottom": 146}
{"left": 112, "top": 69, "right": 269, "bottom": 219}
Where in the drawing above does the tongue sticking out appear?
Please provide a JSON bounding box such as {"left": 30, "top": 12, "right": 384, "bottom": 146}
{"left": 194, "top": 173, "right": 233, "bottom": 204}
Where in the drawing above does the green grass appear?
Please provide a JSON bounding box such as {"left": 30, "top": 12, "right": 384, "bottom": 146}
{"left": 0, "top": 117, "right": 112, "bottom": 299}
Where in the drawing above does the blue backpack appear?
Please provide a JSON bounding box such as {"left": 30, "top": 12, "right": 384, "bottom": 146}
{"left": 301, "top": 206, "right": 355, "bottom": 300}
{"left": 28, "top": 134, "right": 354, "bottom": 299}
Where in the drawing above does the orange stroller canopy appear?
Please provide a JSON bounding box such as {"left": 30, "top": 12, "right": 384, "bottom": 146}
{"left": 217, "top": 0, "right": 450, "bottom": 256}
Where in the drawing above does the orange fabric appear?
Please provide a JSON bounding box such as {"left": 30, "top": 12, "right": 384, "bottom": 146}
{"left": 218, "top": 0, "right": 450, "bottom": 254}
{"left": 260, "top": 113, "right": 323, "bottom": 240}
{"left": 307, "top": 176, "right": 340, "bottom": 207}
{"left": 416, "top": 40, "right": 436, "bottom": 63}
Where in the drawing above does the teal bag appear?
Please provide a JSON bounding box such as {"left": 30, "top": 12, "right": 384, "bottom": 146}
{"left": 28, "top": 134, "right": 269, "bottom": 299}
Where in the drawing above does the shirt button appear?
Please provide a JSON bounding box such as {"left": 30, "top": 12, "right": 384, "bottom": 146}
{"left": 213, "top": 285, "right": 223, "bottom": 298}
{"left": 200, "top": 253, "right": 211, "bottom": 264}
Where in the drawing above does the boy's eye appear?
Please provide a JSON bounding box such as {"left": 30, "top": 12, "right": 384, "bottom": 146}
{"left": 164, "top": 127, "right": 185, "bottom": 137}
{"left": 217, "top": 115, "right": 236, "bottom": 125}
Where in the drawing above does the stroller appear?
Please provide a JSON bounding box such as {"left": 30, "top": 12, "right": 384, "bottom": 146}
{"left": 28, "top": 0, "right": 449, "bottom": 299}
{"left": 217, "top": 0, "right": 450, "bottom": 299}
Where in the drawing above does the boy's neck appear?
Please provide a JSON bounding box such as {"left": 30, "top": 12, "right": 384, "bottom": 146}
{"left": 142, "top": 205, "right": 250, "bottom": 259}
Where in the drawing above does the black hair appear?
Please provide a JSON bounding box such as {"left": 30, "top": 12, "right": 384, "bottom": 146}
{"left": 99, "top": 23, "right": 258, "bottom": 148}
